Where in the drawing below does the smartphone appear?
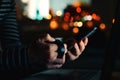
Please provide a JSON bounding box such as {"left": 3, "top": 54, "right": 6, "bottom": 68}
{"left": 75, "top": 27, "right": 98, "bottom": 40}
{"left": 66, "top": 27, "right": 98, "bottom": 50}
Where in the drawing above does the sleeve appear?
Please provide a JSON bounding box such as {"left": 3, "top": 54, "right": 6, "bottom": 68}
{"left": 0, "top": 0, "right": 30, "bottom": 73}
{"left": 0, "top": 0, "right": 21, "bottom": 47}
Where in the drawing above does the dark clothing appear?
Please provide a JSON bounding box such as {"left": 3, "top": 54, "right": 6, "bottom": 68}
{"left": 0, "top": 0, "right": 21, "bottom": 47}
{"left": 0, "top": 0, "right": 34, "bottom": 78}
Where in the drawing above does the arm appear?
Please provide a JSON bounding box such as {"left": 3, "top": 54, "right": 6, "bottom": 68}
{"left": 0, "top": 0, "right": 65, "bottom": 73}
{"left": 0, "top": 0, "right": 66, "bottom": 74}
{"left": 0, "top": 0, "right": 22, "bottom": 47}
{"left": 0, "top": 0, "right": 29, "bottom": 73}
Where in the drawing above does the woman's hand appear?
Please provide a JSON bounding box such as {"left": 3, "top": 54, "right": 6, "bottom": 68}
{"left": 28, "top": 34, "right": 67, "bottom": 69}
{"left": 42, "top": 34, "right": 67, "bottom": 69}
{"left": 66, "top": 37, "right": 88, "bottom": 61}
{"left": 28, "top": 33, "right": 88, "bottom": 70}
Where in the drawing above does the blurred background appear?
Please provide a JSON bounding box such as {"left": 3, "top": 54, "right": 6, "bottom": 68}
{"left": 15, "top": 0, "right": 120, "bottom": 80}
{"left": 15, "top": 0, "right": 115, "bottom": 46}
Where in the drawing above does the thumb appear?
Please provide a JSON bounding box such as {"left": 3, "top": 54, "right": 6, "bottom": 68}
{"left": 45, "top": 34, "right": 55, "bottom": 42}
{"left": 37, "top": 33, "right": 55, "bottom": 43}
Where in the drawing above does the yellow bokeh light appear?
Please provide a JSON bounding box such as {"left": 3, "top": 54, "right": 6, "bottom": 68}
{"left": 45, "top": 14, "right": 52, "bottom": 20}
{"left": 77, "top": 21, "right": 83, "bottom": 27}
{"left": 73, "top": 21, "right": 78, "bottom": 27}
{"left": 56, "top": 10, "right": 62, "bottom": 16}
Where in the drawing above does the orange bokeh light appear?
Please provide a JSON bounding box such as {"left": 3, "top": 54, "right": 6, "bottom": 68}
{"left": 86, "top": 21, "right": 93, "bottom": 28}
{"left": 50, "top": 20, "right": 58, "bottom": 30}
{"left": 72, "top": 2, "right": 81, "bottom": 7}
{"left": 62, "top": 23, "right": 69, "bottom": 30}
{"left": 73, "top": 27, "right": 79, "bottom": 34}
{"left": 99, "top": 23, "right": 106, "bottom": 30}
{"left": 76, "top": 7, "right": 81, "bottom": 13}
{"left": 92, "top": 13, "right": 101, "bottom": 21}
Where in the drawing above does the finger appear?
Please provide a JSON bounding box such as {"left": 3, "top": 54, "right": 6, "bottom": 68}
{"left": 83, "top": 37, "right": 88, "bottom": 46}
{"left": 79, "top": 41, "right": 85, "bottom": 52}
{"left": 74, "top": 43, "right": 81, "bottom": 55}
{"left": 45, "top": 34, "right": 55, "bottom": 42}
{"left": 67, "top": 42, "right": 81, "bottom": 60}
{"left": 67, "top": 50, "right": 79, "bottom": 60}
{"left": 38, "top": 34, "right": 55, "bottom": 43}
{"left": 64, "top": 43, "right": 68, "bottom": 54}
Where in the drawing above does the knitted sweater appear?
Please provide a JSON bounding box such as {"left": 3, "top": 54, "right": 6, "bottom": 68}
{"left": 0, "top": 0, "right": 31, "bottom": 77}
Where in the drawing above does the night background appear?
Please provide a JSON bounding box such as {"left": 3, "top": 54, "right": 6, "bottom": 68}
{"left": 15, "top": 0, "right": 120, "bottom": 80}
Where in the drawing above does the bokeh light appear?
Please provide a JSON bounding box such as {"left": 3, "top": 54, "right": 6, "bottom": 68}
{"left": 45, "top": 14, "right": 52, "bottom": 20}
{"left": 50, "top": 20, "right": 59, "bottom": 30}
{"left": 86, "top": 21, "right": 93, "bottom": 28}
{"left": 78, "top": 21, "right": 83, "bottom": 27}
{"left": 62, "top": 23, "right": 69, "bottom": 30}
{"left": 99, "top": 23, "right": 106, "bottom": 30}
{"left": 56, "top": 10, "right": 63, "bottom": 16}
{"left": 76, "top": 7, "right": 81, "bottom": 13}
{"left": 73, "top": 27, "right": 79, "bottom": 34}
{"left": 92, "top": 13, "right": 101, "bottom": 21}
